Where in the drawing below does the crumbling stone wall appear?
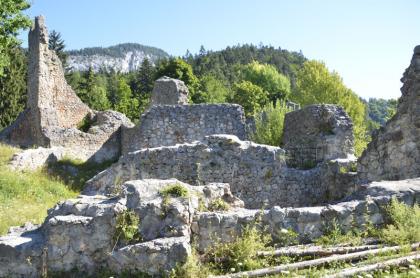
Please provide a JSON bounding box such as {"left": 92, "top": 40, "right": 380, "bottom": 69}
{"left": 88, "top": 135, "right": 358, "bottom": 208}
{"left": 358, "top": 46, "right": 420, "bottom": 181}
{"left": 122, "top": 104, "right": 248, "bottom": 153}
{"left": 150, "top": 76, "right": 189, "bottom": 105}
{"left": 283, "top": 104, "right": 354, "bottom": 168}
{"left": 0, "top": 16, "right": 133, "bottom": 163}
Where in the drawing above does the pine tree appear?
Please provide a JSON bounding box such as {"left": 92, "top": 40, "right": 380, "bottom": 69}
{"left": 0, "top": 47, "right": 27, "bottom": 129}
{"left": 49, "top": 30, "right": 68, "bottom": 68}
{"left": 114, "top": 77, "right": 139, "bottom": 121}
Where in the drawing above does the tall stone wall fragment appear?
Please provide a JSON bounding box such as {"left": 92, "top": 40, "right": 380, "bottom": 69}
{"left": 358, "top": 46, "right": 420, "bottom": 181}
{"left": 0, "top": 16, "right": 134, "bottom": 163}
{"left": 283, "top": 104, "right": 355, "bottom": 168}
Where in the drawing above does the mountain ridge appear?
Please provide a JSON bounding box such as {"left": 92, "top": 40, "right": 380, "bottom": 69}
{"left": 66, "top": 42, "right": 170, "bottom": 72}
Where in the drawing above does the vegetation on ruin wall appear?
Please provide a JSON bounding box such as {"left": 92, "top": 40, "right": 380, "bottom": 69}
{"left": 171, "top": 199, "right": 420, "bottom": 278}
{"left": 0, "top": 144, "right": 78, "bottom": 234}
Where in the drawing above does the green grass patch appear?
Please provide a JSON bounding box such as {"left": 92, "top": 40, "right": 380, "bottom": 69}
{"left": 47, "top": 156, "right": 115, "bottom": 191}
{"left": 0, "top": 144, "right": 78, "bottom": 235}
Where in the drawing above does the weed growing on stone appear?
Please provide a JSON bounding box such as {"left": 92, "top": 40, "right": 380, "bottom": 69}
{"left": 0, "top": 144, "right": 78, "bottom": 235}
{"left": 208, "top": 198, "right": 230, "bottom": 211}
{"left": 159, "top": 183, "right": 189, "bottom": 198}
{"left": 315, "top": 218, "right": 363, "bottom": 246}
{"left": 114, "top": 210, "right": 141, "bottom": 247}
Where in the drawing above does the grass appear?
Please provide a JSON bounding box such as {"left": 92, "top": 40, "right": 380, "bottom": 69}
{"left": 159, "top": 183, "right": 190, "bottom": 198}
{"left": 0, "top": 144, "right": 78, "bottom": 234}
{"left": 0, "top": 144, "right": 113, "bottom": 235}
{"left": 208, "top": 198, "right": 230, "bottom": 212}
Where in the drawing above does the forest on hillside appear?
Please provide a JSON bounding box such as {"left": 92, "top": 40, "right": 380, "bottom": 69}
{"left": 0, "top": 33, "right": 397, "bottom": 156}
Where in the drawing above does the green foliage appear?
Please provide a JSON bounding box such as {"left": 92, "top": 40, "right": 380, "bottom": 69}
{"left": 159, "top": 183, "right": 190, "bottom": 198}
{"left": 0, "top": 144, "right": 78, "bottom": 234}
{"left": 0, "top": 46, "right": 27, "bottom": 129}
{"left": 240, "top": 61, "right": 291, "bottom": 103}
{"left": 0, "top": 0, "right": 31, "bottom": 76}
{"left": 315, "top": 218, "right": 363, "bottom": 247}
{"left": 185, "top": 44, "right": 306, "bottom": 88}
{"left": 232, "top": 81, "right": 268, "bottom": 116}
{"left": 156, "top": 57, "right": 199, "bottom": 97}
{"left": 170, "top": 248, "right": 210, "bottom": 278}
{"left": 205, "top": 225, "right": 271, "bottom": 273}
{"left": 291, "top": 60, "right": 370, "bottom": 156}
{"left": 46, "top": 156, "right": 115, "bottom": 191}
{"left": 208, "top": 198, "right": 230, "bottom": 212}
{"left": 367, "top": 97, "right": 398, "bottom": 129}
{"left": 114, "top": 210, "right": 141, "bottom": 245}
{"left": 49, "top": 30, "right": 68, "bottom": 67}
{"left": 251, "top": 100, "right": 291, "bottom": 146}
{"left": 380, "top": 197, "right": 420, "bottom": 245}
{"left": 114, "top": 77, "right": 139, "bottom": 121}
{"left": 194, "top": 74, "right": 231, "bottom": 103}
{"left": 273, "top": 228, "right": 299, "bottom": 247}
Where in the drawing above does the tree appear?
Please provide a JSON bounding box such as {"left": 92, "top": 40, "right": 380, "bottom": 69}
{"left": 291, "top": 60, "right": 369, "bottom": 156}
{"left": 77, "top": 67, "right": 110, "bottom": 111}
{"left": 114, "top": 77, "right": 139, "bottom": 121}
{"left": 49, "top": 30, "right": 68, "bottom": 67}
{"left": 251, "top": 100, "right": 291, "bottom": 146}
{"left": 131, "top": 57, "right": 155, "bottom": 97}
{"left": 231, "top": 81, "right": 268, "bottom": 116}
{"left": 155, "top": 57, "right": 199, "bottom": 98}
{"left": 0, "top": 0, "right": 31, "bottom": 76}
{"left": 0, "top": 47, "right": 27, "bottom": 129}
{"left": 241, "top": 61, "right": 291, "bottom": 103}
{"left": 194, "top": 74, "right": 230, "bottom": 104}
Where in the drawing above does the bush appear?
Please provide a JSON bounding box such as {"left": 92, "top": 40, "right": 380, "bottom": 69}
{"left": 170, "top": 248, "right": 210, "bottom": 278}
{"left": 205, "top": 225, "right": 271, "bottom": 273}
{"left": 159, "top": 183, "right": 190, "bottom": 198}
{"left": 114, "top": 210, "right": 141, "bottom": 245}
{"left": 274, "top": 228, "right": 299, "bottom": 247}
{"left": 208, "top": 198, "right": 230, "bottom": 211}
{"left": 250, "top": 100, "right": 291, "bottom": 146}
{"left": 380, "top": 197, "right": 420, "bottom": 245}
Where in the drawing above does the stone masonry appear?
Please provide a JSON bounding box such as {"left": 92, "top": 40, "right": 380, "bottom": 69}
{"left": 150, "top": 76, "right": 189, "bottom": 106}
{"left": 122, "top": 104, "right": 248, "bottom": 153}
{"left": 0, "top": 16, "right": 134, "bottom": 163}
{"left": 358, "top": 46, "right": 420, "bottom": 181}
{"left": 88, "top": 134, "right": 359, "bottom": 208}
{"left": 283, "top": 104, "right": 355, "bottom": 168}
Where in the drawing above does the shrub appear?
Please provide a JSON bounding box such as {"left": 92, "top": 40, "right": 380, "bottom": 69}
{"left": 380, "top": 197, "right": 420, "bottom": 245}
{"left": 208, "top": 198, "right": 230, "bottom": 212}
{"left": 159, "top": 183, "right": 189, "bottom": 198}
{"left": 205, "top": 225, "right": 271, "bottom": 273}
{"left": 316, "top": 218, "right": 362, "bottom": 246}
{"left": 250, "top": 100, "right": 291, "bottom": 146}
{"left": 170, "top": 248, "right": 210, "bottom": 278}
{"left": 114, "top": 210, "right": 141, "bottom": 245}
{"left": 274, "top": 228, "right": 299, "bottom": 247}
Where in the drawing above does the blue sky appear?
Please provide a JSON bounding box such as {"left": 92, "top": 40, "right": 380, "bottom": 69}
{"left": 19, "top": 0, "right": 420, "bottom": 99}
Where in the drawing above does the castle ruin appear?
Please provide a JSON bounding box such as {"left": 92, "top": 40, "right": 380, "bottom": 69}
{"left": 0, "top": 16, "right": 418, "bottom": 277}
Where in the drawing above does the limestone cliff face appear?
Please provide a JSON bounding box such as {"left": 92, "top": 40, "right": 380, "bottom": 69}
{"left": 358, "top": 46, "right": 420, "bottom": 181}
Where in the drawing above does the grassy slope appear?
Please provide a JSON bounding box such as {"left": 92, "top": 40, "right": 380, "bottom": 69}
{"left": 0, "top": 144, "right": 78, "bottom": 234}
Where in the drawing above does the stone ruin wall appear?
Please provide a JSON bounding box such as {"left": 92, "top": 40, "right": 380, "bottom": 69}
{"left": 87, "top": 135, "right": 359, "bottom": 209}
{"left": 283, "top": 104, "right": 355, "bottom": 168}
{"left": 122, "top": 103, "right": 248, "bottom": 154}
{"left": 358, "top": 46, "right": 420, "bottom": 181}
{"left": 0, "top": 16, "right": 134, "bottom": 164}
